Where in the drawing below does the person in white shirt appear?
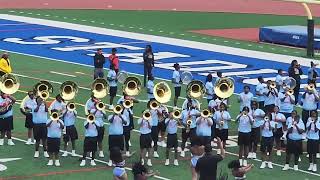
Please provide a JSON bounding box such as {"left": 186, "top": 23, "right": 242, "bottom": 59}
{"left": 172, "top": 63, "right": 182, "bottom": 108}
{"left": 271, "top": 106, "right": 286, "bottom": 156}
{"left": 264, "top": 80, "right": 278, "bottom": 113}
{"left": 256, "top": 76, "right": 267, "bottom": 111}
{"left": 48, "top": 94, "right": 66, "bottom": 114}
{"left": 306, "top": 110, "right": 320, "bottom": 172}
{"left": 213, "top": 103, "right": 232, "bottom": 150}
{"left": 259, "top": 114, "right": 276, "bottom": 169}
{"left": 275, "top": 69, "right": 285, "bottom": 93}
{"left": 20, "top": 91, "right": 37, "bottom": 145}
{"left": 107, "top": 65, "right": 118, "bottom": 110}
{"left": 182, "top": 97, "right": 200, "bottom": 110}
{"left": 147, "top": 75, "right": 155, "bottom": 103}
{"left": 238, "top": 85, "right": 253, "bottom": 112}
{"left": 301, "top": 87, "right": 319, "bottom": 125}
{"left": 205, "top": 74, "right": 214, "bottom": 103}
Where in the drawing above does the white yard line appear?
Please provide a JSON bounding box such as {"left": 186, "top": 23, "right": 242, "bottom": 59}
{"left": 49, "top": 71, "right": 76, "bottom": 77}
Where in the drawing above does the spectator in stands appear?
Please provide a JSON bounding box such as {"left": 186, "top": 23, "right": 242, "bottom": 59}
{"left": 93, "top": 48, "right": 106, "bottom": 79}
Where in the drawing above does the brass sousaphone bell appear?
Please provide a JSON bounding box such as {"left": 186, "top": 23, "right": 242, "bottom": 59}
{"left": 123, "top": 77, "right": 141, "bottom": 96}
{"left": 153, "top": 82, "right": 171, "bottom": 104}
{"left": 214, "top": 77, "right": 234, "bottom": 99}
{"left": 60, "top": 81, "right": 78, "bottom": 101}
{"left": 91, "top": 78, "right": 109, "bottom": 99}
{"left": 33, "top": 81, "right": 53, "bottom": 100}
{"left": 0, "top": 73, "right": 20, "bottom": 95}
{"left": 186, "top": 80, "right": 206, "bottom": 99}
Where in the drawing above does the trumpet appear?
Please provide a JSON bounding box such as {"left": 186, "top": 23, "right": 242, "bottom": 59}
{"left": 142, "top": 110, "right": 152, "bottom": 120}
{"left": 149, "top": 100, "right": 159, "bottom": 110}
{"left": 286, "top": 89, "right": 294, "bottom": 96}
{"left": 186, "top": 80, "right": 206, "bottom": 99}
{"left": 87, "top": 114, "right": 95, "bottom": 123}
{"left": 96, "top": 102, "right": 105, "bottom": 111}
{"left": 113, "top": 104, "right": 123, "bottom": 114}
{"left": 50, "top": 112, "right": 60, "bottom": 121}
{"left": 269, "top": 81, "right": 276, "bottom": 89}
{"left": 214, "top": 77, "right": 234, "bottom": 99}
{"left": 153, "top": 82, "right": 171, "bottom": 104}
{"left": 0, "top": 73, "right": 20, "bottom": 95}
{"left": 60, "top": 81, "right": 78, "bottom": 101}
{"left": 123, "top": 77, "right": 141, "bottom": 96}
{"left": 306, "top": 83, "right": 316, "bottom": 92}
{"left": 242, "top": 111, "right": 248, "bottom": 117}
{"left": 264, "top": 116, "right": 270, "bottom": 122}
{"left": 173, "top": 109, "right": 181, "bottom": 119}
{"left": 123, "top": 99, "right": 133, "bottom": 109}
{"left": 201, "top": 109, "right": 210, "bottom": 118}
{"left": 91, "top": 78, "right": 108, "bottom": 99}
{"left": 67, "top": 102, "right": 76, "bottom": 111}
{"left": 39, "top": 90, "right": 49, "bottom": 100}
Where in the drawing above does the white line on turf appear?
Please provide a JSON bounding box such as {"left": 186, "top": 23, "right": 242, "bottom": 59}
{"left": 49, "top": 71, "right": 76, "bottom": 77}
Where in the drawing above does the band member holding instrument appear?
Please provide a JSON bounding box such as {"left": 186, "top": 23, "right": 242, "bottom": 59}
{"left": 61, "top": 103, "right": 78, "bottom": 157}
{"left": 238, "top": 85, "right": 253, "bottom": 112}
{"left": 143, "top": 45, "right": 154, "bottom": 87}
{"left": 196, "top": 111, "right": 213, "bottom": 146}
{"left": 213, "top": 103, "right": 231, "bottom": 153}
{"left": 190, "top": 137, "right": 205, "bottom": 180}
{"left": 110, "top": 147, "right": 128, "bottom": 180}
{"left": 80, "top": 116, "right": 99, "bottom": 166}
{"left": 20, "top": 91, "right": 37, "bottom": 145}
{"left": 147, "top": 75, "right": 155, "bottom": 103}
{"left": 0, "top": 53, "right": 12, "bottom": 76}
{"left": 182, "top": 97, "right": 200, "bottom": 111}
{"left": 107, "top": 107, "right": 126, "bottom": 166}
{"left": 122, "top": 102, "right": 133, "bottom": 157}
{"left": 90, "top": 103, "right": 107, "bottom": 158}
{"left": 256, "top": 76, "right": 267, "bottom": 111}
{"left": 248, "top": 101, "right": 265, "bottom": 159}
{"left": 260, "top": 114, "right": 276, "bottom": 169}
{"left": 109, "top": 48, "right": 119, "bottom": 74}
{"left": 32, "top": 97, "right": 49, "bottom": 158}
{"left": 271, "top": 106, "right": 286, "bottom": 156}
{"left": 283, "top": 115, "right": 305, "bottom": 171}
{"left": 180, "top": 102, "right": 200, "bottom": 157}
{"left": 228, "top": 160, "right": 253, "bottom": 180}
{"left": 288, "top": 60, "right": 303, "bottom": 104}
{"left": 306, "top": 110, "right": 320, "bottom": 172}
{"left": 0, "top": 92, "right": 16, "bottom": 146}
{"left": 236, "top": 106, "right": 253, "bottom": 167}
{"left": 85, "top": 93, "right": 98, "bottom": 115}
{"left": 150, "top": 103, "right": 160, "bottom": 158}
{"left": 263, "top": 80, "right": 278, "bottom": 113}
{"left": 164, "top": 112, "right": 179, "bottom": 166}
{"left": 172, "top": 63, "right": 181, "bottom": 108}
{"left": 308, "top": 61, "right": 319, "bottom": 84}
{"left": 275, "top": 69, "right": 285, "bottom": 92}
{"left": 138, "top": 111, "right": 153, "bottom": 167}
{"left": 48, "top": 94, "right": 66, "bottom": 114}
{"left": 205, "top": 74, "right": 214, "bottom": 103}
{"left": 46, "top": 113, "right": 64, "bottom": 166}
{"left": 93, "top": 48, "right": 105, "bottom": 79}
{"left": 279, "top": 88, "right": 295, "bottom": 119}
{"left": 285, "top": 110, "right": 298, "bottom": 139}
{"left": 108, "top": 65, "right": 118, "bottom": 110}
{"left": 157, "top": 104, "right": 169, "bottom": 147}
{"left": 301, "top": 86, "right": 319, "bottom": 125}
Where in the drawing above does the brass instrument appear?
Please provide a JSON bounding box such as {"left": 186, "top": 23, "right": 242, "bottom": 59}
{"left": 33, "top": 80, "right": 53, "bottom": 95}
{"left": 67, "top": 102, "right": 76, "bottom": 111}
{"left": 306, "top": 83, "right": 316, "bottom": 92}
{"left": 96, "top": 102, "right": 105, "bottom": 111}
{"left": 219, "top": 111, "right": 224, "bottom": 130}
{"left": 50, "top": 112, "right": 60, "bottom": 121}
{"left": 201, "top": 109, "right": 210, "bottom": 118}
{"left": 0, "top": 73, "right": 20, "bottom": 94}
{"left": 286, "top": 89, "right": 294, "bottom": 96}
{"left": 113, "top": 104, "right": 123, "bottom": 114}
{"left": 264, "top": 116, "right": 269, "bottom": 122}
{"left": 181, "top": 71, "right": 193, "bottom": 84}
{"left": 242, "top": 111, "right": 248, "bottom": 117}
{"left": 117, "top": 71, "right": 128, "bottom": 84}
{"left": 173, "top": 109, "right": 181, "bottom": 119}
{"left": 153, "top": 82, "right": 171, "bottom": 104}
{"left": 143, "top": 110, "right": 152, "bottom": 120}
{"left": 269, "top": 81, "right": 276, "bottom": 89}
{"left": 39, "top": 90, "right": 49, "bottom": 100}
{"left": 123, "top": 99, "right": 133, "bottom": 109}
{"left": 283, "top": 77, "right": 296, "bottom": 90}
{"left": 186, "top": 80, "right": 206, "bottom": 99}
{"left": 123, "top": 77, "right": 141, "bottom": 96}
{"left": 91, "top": 78, "right": 108, "bottom": 99}
{"left": 149, "top": 100, "right": 159, "bottom": 110}
{"left": 60, "top": 81, "right": 78, "bottom": 101}
{"left": 214, "top": 77, "right": 234, "bottom": 99}
{"left": 87, "top": 114, "right": 95, "bottom": 123}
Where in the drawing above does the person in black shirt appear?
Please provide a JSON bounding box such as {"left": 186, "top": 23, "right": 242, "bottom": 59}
{"left": 93, "top": 48, "right": 106, "bottom": 79}
{"left": 195, "top": 137, "right": 225, "bottom": 180}
{"left": 288, "top": 60, "right": 303, "bottom": 104}
{"left": 143, "top": 45, "right": 155, "bottom": 87}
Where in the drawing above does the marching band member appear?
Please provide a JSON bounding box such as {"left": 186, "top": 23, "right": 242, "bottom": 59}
{"left": 107, "top": 65, "right": 118, "bottom": 110}
{"left": 307, "top": 61, "right": 319, "bottom": 84}
{"left": 182, "top": 97, "right": 200, "bottom": 110}
{"left": 46, "top": 113, "right": 64, "bottom": 166}
{"left": 172, "top": 63, "right": 181, "bottom": 108}
{"left": 20, "top": 91, "right": 37, "bottom": 145}
{"left": 301, "top": 85, "right": 319, "bottom": 125}
{"left": 32, "top": 97, "right": 49, "bottom": 158}
{"left": 110, "top": 147, "right": 128, "bottom": 180}
{"left": 275, "top": 69, "right": 285, "bottom": 92}
{"left": 190, "top": 137, "right": 205, "bottom": 180}
{"left": 282, "top": 115, "right": 305, "bottom": 171}
{"left": 180, "top": 102, "right": 200, "bottom": 157}
{"left": 0, "top": 92, "right": 16, "bottom": 146}
{"left": 279, "top": 88, "right": 295, "bottom": 119}
{"left": 156, "top": 104, "right": 169, "bottom": 148}
{"left": 85, "top": 94, "right": 98, "bottom": 115}
{"left": 138, "top": 111, "right": 153, "bottom": 167}
{"left": 147, "top": 75, "right": 155, "bottom": 103}
{"left": 205, "top": 74, "right": 214, "bottom": 103}
{"left": 255, "top": 76, "right": 267, "bottom": 111}
{"left": 122, "top": 101, "right": 133, "bottom": 157}
{"left": 306, "top": 110, "right": 320, "bottom": 172}
{"left": 150, "top": 102, "right": 161, "bottom": 158}
{"left": 196, "top": 111, "right": 213, "bottom": 146}
{"left": 0, "top": 53, "right": 12, "bottom": 76}
{"left": 236, "top": 106, "right": 253, "bottom": 167}
{"left": 80, "top": 116, "right": 99, "bottom": 166}
{"left": 208, "top": 96, "right": 228, "bottom": 112}
{"left": 107, "top": 107, "right": 126, "bottom": 166}
{"left": 263, "top": 80, "right": 278, "bottom": 113}
{"left": 288, "top": 60, "right": 303, "bottom": 104}
{"left": 61, "top": 103, "right": 78, "bottom": 157}
{"left": 48, "top": 94, "right": 66, "bottom": 114}
{"left": 164, "top": 112, "right": 179, "bottom": 166}
{"left": 238, "top": 85, "right": 253, "bottom": 112}
{"left": 271, "top": 106, "right": 286, "bottom": 156}
{"left": 248, "top": 101, "right": 265, "bottom": 159}
{"left": 90, "top": 103, "right": 107, "bottom": 158}
{"left": 259, "top": 114, "right": 276, "bottom": 169}
{"left": 213, "top": 103, "right": 231, "bottom": 152}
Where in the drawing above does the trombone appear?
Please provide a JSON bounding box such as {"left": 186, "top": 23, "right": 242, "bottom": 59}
{"left": 67, "top": 102, "right": 76, "bottom": 111}
{"left": 201, "top": 109, "right": 210, "bottom": 118}
{"left": 173, "top": 109, "right": 181, "bottom": 119}
{"left": 113, "top": 104, "right": 123, "bottom": 114}
{"left": 96, "top": 102, "right": 105, "bottom": 111}
{"left": 186, "top": 80, "right": 206, "bottom": 99}
{"left": 214, "top": 77, "right": 234, "bottom": 99}
{"left": 87, "top": 114, "right": 95, "bottom": 124}
{"left": 149, "top": 100, "right": 159, "bottom": 110}
{"left": 39, "top": 90, "right": 50, "bottom": 100}
{"left": 60, "top": 81, "right": 78, "bottom": 101}
{"left": 50, "top": 111, "right": 60, "bottom": 121}
{"left": 123, "top": 77, "right": 141, "bottom": 96}
{"left": 123, "top": 99, "right": 133, "bottom": 109}
{"left": 269, "top": 81, "right": 276, "bottom": 89}
{"left": 0, "top": 73, "right": 20, "bottom": 94}
{"left": 142, "top": 110, "right": 152, "bottom": 120}
{"left": 153, "top": 82, "right": 171, "bottom": 104}
{"left": 91, "top": 78, "right": 108, "bottom": 99}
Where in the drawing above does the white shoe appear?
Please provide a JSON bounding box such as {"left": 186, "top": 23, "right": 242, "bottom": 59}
{"left": 62, "top": 151, "right": 68, "bottom": 157}
{"left": 173, "top": 106, "right": 178, "bottom": 109}
{"left": 147, "top": 159, "right": 152, "bottom": 167}
{"left": 141, "top": 159, "right": 144, "bottom": 165}
{"left": 153, "top": 151, "right": 159, "bottom": 158}
{"left": 55, "top": 160, "right": 60, "bottom": 167}
{"left": 90, "top": 152, "right": 92, "bottom": 157}
{"left": 239, "top": 159, "right": 243, "bottom": 166}
{"left": 298, "top": 157, "right": 301, "bottom": 162}
{"left": 243, "top": 160, "right": 248, "bottom": 167}
{"left": 174, "top": 159, "right": 179, "bottom": 166}
{"left": 99, "top": 151, "right": 104, "bottom": 158}
{"left": 47, "top": 160, "right": 53, "bottom": 166}
{"left": 107, "top": 160, "right": 112, "bottom": 166}
{"left": 128, "top": 140, "right": 132, "bottom": 147}
{"left": 72, "top": 150, "right": 76, "bottom": 157}
{"left": 216, "top": 149, "right": 221, "bottom": 155}
{"left": 80, "top": 160, "right": 86, "bottom": 167}
{"left": 282, "top": 164, "right": 289, "bottom": 171}
{"left": 180, "top": 151, "right": 185, "bottom": 157}
{"left": 308, "top": 163, "right": 314, "bottom": 171}
{"left": 293, "top": 165, "right": 298, "bottom": 171}
{"left": 7, "top": 139, "right": 14, "bottom": 146}
{"left": 276, "top": 150, "right": 281, "bottom": 156}
{"left": 260, "top": 161, "right": 266, "bottom": 169}
{"left": 247, "top": 152, "right": 252, "bottom": 159}
{"left": 125, "top": 151, "right": 131, "bottom": 157}
{"left": 317, "top": 153, "right": 320, "bottom": 159}
{"left": 146, "top": 152, "right": 149, "bottom": 158}
{"left": 26, "top": 139, "right": 32, "bottom": 145}
{"left": 165, "top": 159, "right": 169, "bottom": 166}
{"left": 109, "top": 105, "right": 114, "bottom": 110}
{"left": 90, "top": 160, "right": 96, "bottom": 166}
{"left": 44, "top": 151, "right": 49, "bottom": 158}
{"left": 0, "top": 139, "right": 4, "bottom": 146}
{"left": 312, "top": 164, "right": 317, "bottom": 172}
{"left": 306, "top": 154, "right": 309, "bottom": 158}
{"left": 162, "top": 141, "right": 167, "bottom": 147}
{"left": 177, "top": 147, "right": 182, "bottom": 152}
{"left": 267, "top": 162, "right": 273, "bottom": 169}
{"left": 34, "top": 151, "right": 40, "bottom": 158}
{"left": 252, "top": 152, "right": 257, "bottom": 159}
